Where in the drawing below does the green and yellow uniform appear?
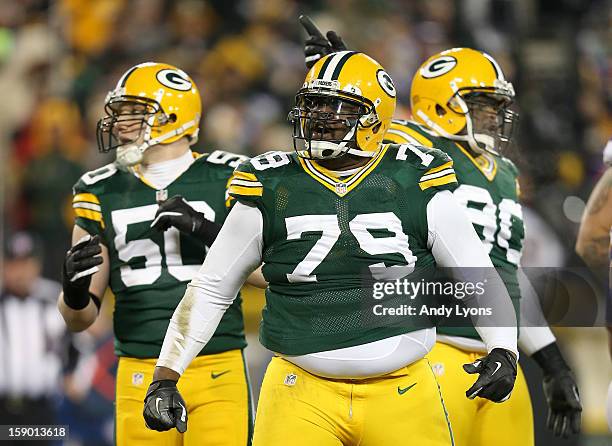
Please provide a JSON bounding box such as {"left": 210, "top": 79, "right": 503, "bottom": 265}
{"left": 229, "top": 145, "right": 456, "bottom": 446}
{"left": 72, "top": 150, "right": 252, "bottom": 446}
{"left": 385, "top": 120, "right": 532, "bottom": 446}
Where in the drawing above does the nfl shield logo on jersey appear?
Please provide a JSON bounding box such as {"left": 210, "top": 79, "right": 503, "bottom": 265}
{"left": 156, "top": 189, "right": 168, "bottom": 202}
{"left": 132, "top": 372, "right": 144, "bottom": 386}
{"left": 431, "top": 363, "right": 445, "bottom": 377}
{"left": 284, "top": 373, "right": 298, "bottom": 386}
{"left": 335, "top": 183, "right": 347, "bottom": 196}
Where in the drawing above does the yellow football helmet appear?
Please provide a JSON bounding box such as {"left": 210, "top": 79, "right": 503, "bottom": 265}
{"left": 411, "top": 48, "right": 517, "bottom": 155}
{"left": 291, "top": 51, "right": 396, "bottom": 159}
{"left": 96, "top": 62, "right": 201, "bottom": 167}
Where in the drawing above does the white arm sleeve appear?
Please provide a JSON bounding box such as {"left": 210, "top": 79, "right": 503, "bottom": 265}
{"left": 517, "top": 269, "right": 556, "bottom": 355}
{"left": 427, "top": 190, "right": 518, "bottom": 357}
{"left": 157, "top": 202, "right": 264, "bottom": 374}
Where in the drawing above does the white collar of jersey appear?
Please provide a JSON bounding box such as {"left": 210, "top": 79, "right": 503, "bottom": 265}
{"left": 136, "top": 150, "right": 195, "bottom": 190}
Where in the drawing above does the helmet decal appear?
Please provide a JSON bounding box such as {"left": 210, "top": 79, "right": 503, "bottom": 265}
{"left": 156, "top": 69, "right": 193, "bottom": 91}
{"left": 420, "top": 56, "right": 457, "bottom": 79}
{"left": 317, "top": 51, "right": 357, "bottom": 80}
{"left": 376, "top": 69, "right": 396, "bottom": 98}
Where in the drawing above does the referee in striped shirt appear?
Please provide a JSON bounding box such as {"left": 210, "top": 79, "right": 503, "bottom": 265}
{"left": 0, "top": 232, "right": 74, "bottom": 443}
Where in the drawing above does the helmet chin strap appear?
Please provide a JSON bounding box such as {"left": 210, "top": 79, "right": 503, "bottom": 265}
{"left": 114, "top": 119, "right": 199, "bottom": 169}
{"left": 415, "top": 109, "right": 498, "bottom": 156}
{"left": 308, "top": 123, "right": 376, "bottom": 159}
{"left": 308, "top": 124, "right": 378, "bottom": 159}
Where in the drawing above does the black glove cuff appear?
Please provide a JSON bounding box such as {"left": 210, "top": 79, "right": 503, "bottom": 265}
{"left": 531, "top": 342, "right": 571, "bottom": 377}
{"left": 193, "top": 214, "right": 222, "bottom": 246}
{"left": 145, "top": 379, "right": 178, "bottom": 400}
{"left": 62, "top": 278, "right": 91, "bottom": 310}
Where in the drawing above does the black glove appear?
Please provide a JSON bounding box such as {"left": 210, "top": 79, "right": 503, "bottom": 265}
{"left": 299, "top": 14, "right": 347, "bottom": 69}
{"left": 463, "top": 348, "right": 517, "bottom": 402}
{"left": 532, "top": 342, "right": 582, "bottom": 437}
{"left": 62, "top": 234, "right": 103, "bottom": 310}
{"left": 143, "top": 380, "right": 187, "bottom": 433}
{"left": 150, "top": 195, "right": 221, "bottom": 246}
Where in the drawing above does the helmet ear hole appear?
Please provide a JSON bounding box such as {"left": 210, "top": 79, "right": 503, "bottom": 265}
{"left": 168, "top": 113, "right": 177, "bottom": 123}
{"left": 372, "top": 122, "right": 382, "bottom": 134}
{"left": 435, "top": 104, "right": 447, "bottom": 117}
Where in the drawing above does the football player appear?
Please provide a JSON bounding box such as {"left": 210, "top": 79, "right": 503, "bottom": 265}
{"left": 302, "top": 20, "right": 582, "bottom": 444}
{"left": 58, "top": 62, "right": 253, "bottom": 445}
{"left": 576, "top": 138, "right": 612, "bottom": 430}
{"left": 143, "top": 52, "right": 521, "bottom": 446}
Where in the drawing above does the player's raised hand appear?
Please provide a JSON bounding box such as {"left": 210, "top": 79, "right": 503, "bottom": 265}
{"left": 64, "top": 234, "right": 103, "bottom": 284}
{"left": 143, "top": 380, "right": 188, "bottom": 433}
{"left": 463, "top": 348, "right": 517, "bottom": 403}
{"left": 62, "top": 234, "right": 103, "bottom": 310}
{"left": 300, "top": 15, "right": 347, "bottom": 69}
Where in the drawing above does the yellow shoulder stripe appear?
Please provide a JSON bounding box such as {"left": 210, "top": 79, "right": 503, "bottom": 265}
{"left": 73, "top": 193, "right": 100, "bottom": 205}
{"left": 74, "top": 208, "right": 105, "bottom": 229}
{"left": 387, "top": 124, "right": 434, "bottom": 147}
{"left": 419, "top": 174, "right": 457, "bottom": 191}
{"left": 424, "top": 160, "right": 453, "bottom": 176}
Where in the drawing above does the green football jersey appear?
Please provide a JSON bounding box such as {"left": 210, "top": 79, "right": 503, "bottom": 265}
{"left": 72, "top": 150, "right": 248, "bottom": 358}
{"left": 228, "top": 144, "right": 458, "bottom": 355}
{"left": 386, "top": 120, "right": 524, "bottom": 339}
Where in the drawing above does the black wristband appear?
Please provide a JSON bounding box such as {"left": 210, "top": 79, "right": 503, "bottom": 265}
{"left": 90, "top": 292, "right": 101, "bottom": 311}
{"left": 531, "top": 342, "right": 570, "bottom": 377}
{"left": 193, "top": 214, "right": 222, "bottom": 246}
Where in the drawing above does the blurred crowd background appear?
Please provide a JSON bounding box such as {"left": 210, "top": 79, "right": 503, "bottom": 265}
{"left": 0, "top": 0, "right": 611, "bottom": 445}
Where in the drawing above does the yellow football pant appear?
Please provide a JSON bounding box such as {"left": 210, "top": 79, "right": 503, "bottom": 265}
{"left": 115, "top": 349, "right": 252, "bottom": 446}
{"left": 252, "top": 356, "right": 454, "bottom": 446}
{"left": 427, "top": 342, "right": 533, "bottom": 446}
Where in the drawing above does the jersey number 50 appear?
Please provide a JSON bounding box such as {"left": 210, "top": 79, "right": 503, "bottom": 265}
{"left": 111, "top": 202, "right": 215, "bottom": 287}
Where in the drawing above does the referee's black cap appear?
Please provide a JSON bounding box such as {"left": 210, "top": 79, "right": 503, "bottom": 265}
{"left": 3, "top": 231, "right": 44, "bottom": 260}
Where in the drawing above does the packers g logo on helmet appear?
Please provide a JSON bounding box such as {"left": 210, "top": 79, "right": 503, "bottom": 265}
{"left": 96, "top": 62, "right": 202, "bottom": 168}
{"left": 419, "top": 56, "right": 457, "bottom": 79}
{"left": 411, "top": 48, "right": 517, "bottom": 155}
{"left": 376, "top": 69, "right": 396, "bottom": 98}
{"left": 156, "top": 69, "right": 193, "bottom": 91}
{"left": 291, "top": 52, "right": 396, "bottom": 160}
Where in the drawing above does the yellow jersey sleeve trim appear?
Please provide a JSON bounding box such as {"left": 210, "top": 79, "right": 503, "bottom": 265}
{"left": 424, "top": 160, "right": 453, "bottom": 176}
{"left": 419, "top": 174, "right": 457, "bottom": 191}
{"left": 228, "top": 184, "right": 263, "bottom": 197}
{"left": 73, "top": 193, "right": 100, "bottom": 205}
{"left": 232, "top": 171, "right": 259, "bottom": 182}
{"left": 74, "top": 208, "right": 105, "bottom": 229}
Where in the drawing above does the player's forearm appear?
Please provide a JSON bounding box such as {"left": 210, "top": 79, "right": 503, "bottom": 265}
{"left": 576, "top": 231, "right": 609, "bottom": 271}
{"left": 156, "top": 202, "right": 264, "bottom": 375}
{"left": 576, "top": 167, "right": 612, "bottom": 273}
{"left": 427, "top": 191, "right": 518, "bottom": 356}
{"left": 517, "top": 268, "right": 556, "bottom": 355}
{"left": 57, "top": 292, "right": 98, "bottom": 331}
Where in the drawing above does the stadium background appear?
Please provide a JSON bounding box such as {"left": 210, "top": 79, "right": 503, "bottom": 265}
{"left": 0, "top": 0, "right": 611, "bottom": 444}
